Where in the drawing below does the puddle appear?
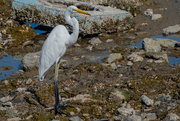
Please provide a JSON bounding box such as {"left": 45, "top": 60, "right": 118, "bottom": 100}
{"left": 169, "top": 57, "right": 180, "bottom": 66}
{"left": 24, "top": 22, "right": 48, "bottom": 35}
{"left": 0, "top": 53, "right": 22, "bottom": 81}
{"left": 127, "top": 35, "right": 180, "bottom": 66}
{"left": 127, "top": 35, "right": 180, "bottom": 49}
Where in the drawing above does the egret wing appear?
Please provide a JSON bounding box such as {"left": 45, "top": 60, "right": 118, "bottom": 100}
{"left": 38, "top": 25, "right": 69, "bottom": 81}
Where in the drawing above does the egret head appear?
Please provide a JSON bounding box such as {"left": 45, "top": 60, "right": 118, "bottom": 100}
{"left": 66, "top": 6, "right": 90, "bottom": 15}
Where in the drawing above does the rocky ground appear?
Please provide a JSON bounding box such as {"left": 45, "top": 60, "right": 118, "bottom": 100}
{"left": 0, "top": 0, "right": 180, "bottom": 121}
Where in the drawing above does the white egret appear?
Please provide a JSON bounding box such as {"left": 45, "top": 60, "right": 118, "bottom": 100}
{"left": 38, "top": 6, "right": 90, "bottom": 115}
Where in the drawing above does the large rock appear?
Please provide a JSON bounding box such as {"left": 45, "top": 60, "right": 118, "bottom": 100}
{"left": 21, "top": 51, "right": 40, "bottom": 70}
{"left": 163, "top": 24, "right": 180, "bottom": 35}
{"left": 156, "top": 38, "right": 177, "bottom": 48}
{"left": 142, "top": 38, "right": 177, "bottom": 52}
{"left": 143, "top": 38, "right": 161, "bottom": 52}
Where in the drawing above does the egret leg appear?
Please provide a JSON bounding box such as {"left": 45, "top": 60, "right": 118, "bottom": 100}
{"left": 54, "top": 62, "right": 73, "bottom": 116}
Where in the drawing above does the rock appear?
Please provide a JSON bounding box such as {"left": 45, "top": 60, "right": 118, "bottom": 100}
{"left": 111, "top": 63, "right": 117, "bottom": 70}
{"left": 74, "top": 43, "right": 81, "bottom": 47}
{"left": 141, "top": 113, "right": 157, "bottom": 120}
{"left": 21, "top": 51, "right": 40, "bottom": 70}
{"left": 167, "top": 113, "right": 180, "bottom": 121}
{"left": 127, "top": 53, "right": 144, "bottom": 62}
{"left": 163, "top": 24, "right": 180, "bottom": 35}
{"left": 16, "top": 88, "right": 27, "bottom": 93}
{"left": 11, "top": 70, "right": 24, "bottom": 76}
{"left": 26, "top": 115, "right": 33, "bottom": 120}
{"left": 26, "top": 78, "right": 33, "bottom": 85}
{"left": 107, "top": 53, "right": 123, "bottom": 64}
{"left": 117, "top": 106, "right": 134, "bottom": 116}
{"left": 111, "top": 90, "right": 125, "bottom": 100}
{"left": 159, "top": 94, "right": 171, "bottom": 102}
{"left": 154, "top": 101, "right": 161, "bottom": 106}
{"left": 151, "top": 14, "right": 162, "bottom": 20}
{"left": 144, "top": 9, "right": 153, "bottom": 16}
{"left": 156, "top": 38, "right": 177, "bottom": 48}
{"left": 69, "top": 116, "right": 83, "bottom": 121}
{"left": 129, "top": 114, "right": 142, "bottom": 121}
{"left": 0, "top": 95, "right": 15, "bottom": 103}
{"left": 146, "top": 53, "right": 169, "bottom": 63}
{"left": 143, "top": 38, "right": 161, "bottom": 52}
{"left": 127, "top": 61, "right": 133, "bottom": 66}
{"left": 88, "top": 37, "right": 102, "bottom": 45}
{"left": 106, "top": 39, "right": 113, "bottom": 43}
{"left": 141, "top": 95, "right": 154, "bottom": 106}
{"left": 7, "top": 117, "right": 22, "bottom": 121}
{"left": 2, "top": 102, "right": 13, "bottom": 107}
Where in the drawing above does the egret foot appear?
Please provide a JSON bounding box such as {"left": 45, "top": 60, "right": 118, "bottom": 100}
{"left": 55, "top": 103, "right": 74, "bottom": 116}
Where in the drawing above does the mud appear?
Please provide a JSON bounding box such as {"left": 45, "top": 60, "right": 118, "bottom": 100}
{"left": 0, "top": 0, "right": 180, "bottom": 120}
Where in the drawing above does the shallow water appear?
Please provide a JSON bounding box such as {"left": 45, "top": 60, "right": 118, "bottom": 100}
{"left": 0, "top": 53, "right": 21, "bottom": 81}
{"left": 127, "top": 35, "right": 180, "bottom": 66}
{"left": 127, "top": 35, "right": 180, "bottom": 49}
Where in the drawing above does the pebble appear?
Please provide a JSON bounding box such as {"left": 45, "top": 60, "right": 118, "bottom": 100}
{"left": 144, "top": 9, "right": 153, "bottom": 16}
{"left": 16, "top": 87, "right": 27, "bottom": 93}
{"left": 7, "top": 117, "right": 22, "bottom": 121}
{"left": 2, "top": 102, "right": 13, "bottom": 107}
{"left": 141, "top": 95, "right": 154, "bottom": 106}
{"left": 127, "top": 53, "right": 144, "bottom": 62}
{"left": 117, "top": 107, "right": 134, "bottom": 116}
{"left": 88, "top": 37, "right": 102, "bottom": 45}
{"left": 0, "top": 95, "right": 15, "bottom": 103}
{"left": 151, "top": 14, "right": 162, "bottom": 21}
{"left": 107, "top": 53, "right": 122, "bottom": 64}
{"left": 127, "top": 61, "right": 133, "bottom": 66}
{"left": 167, "top": 113, "right": 180, "bottom": 121}
{"left": 110, "top": 63, "right": 117, "bottom": 70}
{"left": 141, "top": 113, "right": 157, "bottom": 120}
{"left": 106, "top": 39, "right": 113, "bottom": 43}
{"left": 159, "top": 94, "right": 171, "bottom": 102}
{"left": 26, "top": 78, "right": 33, "bottom": 85}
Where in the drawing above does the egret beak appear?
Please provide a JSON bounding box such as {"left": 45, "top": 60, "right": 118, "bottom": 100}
{"left": 74, "top": 8, "right": 91, "bottom": 15}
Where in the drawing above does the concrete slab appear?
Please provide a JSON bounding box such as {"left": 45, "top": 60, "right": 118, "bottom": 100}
{"left": 12, "top": 0, "right": 133, "bottom": 35}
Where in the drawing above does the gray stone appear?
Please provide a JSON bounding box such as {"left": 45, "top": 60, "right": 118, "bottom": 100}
{"left": 143, "top": 38, "right": 161, "bottom": 52}
{"left": 127, "top": 53, "right": 144, "bottom": 62}
{"left": 141, "top": 95, "right": 154, "bottom": 106}
{"left": 0, "top": 95, "right": 15, "bottom": 103}
{"left": 2, "top": 102, "right": 13, "bottom": 107}
{"left": 69, "top": 116, "right": 83, "bottom": 121}
{"left": 141, "top": 113, "right": 157, "bottom": 121}
{"left": 88, "top": 37, "right": 102, "bottom": 45}
{"left": 167, "top": 113, "right": 180, "bottom": 121}
{"left": 21, "top": 51, "right": 40, "bottom": 70}
{"left": 151, "top": 14, "right": 162, "bottom": 21}
{"left": 127, "top": 61, "right": 133, "bottom": 66}
{"left": 146, "top": 53, "right": 169, "bottom": 63}
{"left": 117, "top": 107, "right": 134, "bottom": 116}
{"left": 160, "top": 94, "right": 171, "bottom": 102}
{"left": 7, "top": 117, "right": 21, "bottom": 121}
{"left": 26, "top": 78, "right": 33, "bottom": 85}
{"left": 144, "top": 9, "right": 153, "bottom": 16}
{"left": 108, "top": 53, "right": 123, "bottom": 64}
{"left": 111, "top": 63, "right": 117, "bottom": 70}
{"left": 163, "top": 24, "right": 180, "bottom": 35}
{"left": 106, "top": 39, "right": 113, "bottom": 43}
{"left": 156, "top": 38, "right": 177, "bottom": 48}
{"left": 129, "top": 115, "right": 142, "bottom": 121}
